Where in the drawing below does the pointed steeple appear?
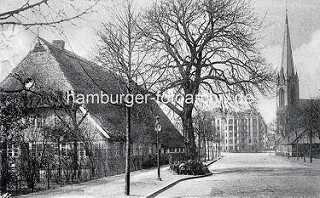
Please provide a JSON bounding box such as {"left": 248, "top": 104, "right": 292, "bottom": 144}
{"left": 281, "top": 11, "right": 295, "bottom": 78}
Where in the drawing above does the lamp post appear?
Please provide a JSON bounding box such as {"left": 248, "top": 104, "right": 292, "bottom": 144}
{"left": 155, "top": 116, "right": 162, "bottom": 181}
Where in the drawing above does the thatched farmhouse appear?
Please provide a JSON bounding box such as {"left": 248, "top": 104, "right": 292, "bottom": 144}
{"left": 0, "top": 38, "right": 185, "bottom": 188}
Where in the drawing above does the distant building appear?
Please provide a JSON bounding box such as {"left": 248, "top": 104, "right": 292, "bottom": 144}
{"left": 276, "top": 13, "right": 299, "bottom": 144}
{"left": 277, "top": 130, "right": 320, "bottom": 158}
{"left": 210, "top": 108, "right": 267, "bottom": 152}
{"left": 275, "top": 13, "right": 320, "bottom": 157}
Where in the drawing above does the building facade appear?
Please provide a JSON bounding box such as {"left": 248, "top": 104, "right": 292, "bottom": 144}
{"left": 212, "top": 109, "right": 267, "bottom": 152}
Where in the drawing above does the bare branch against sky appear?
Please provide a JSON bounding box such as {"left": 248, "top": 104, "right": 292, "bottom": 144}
{"left": 0, "top": 0, "right": 99, "bottom": 26}
{"left": 1, "top": 0, "right": 320, "bottom": 125}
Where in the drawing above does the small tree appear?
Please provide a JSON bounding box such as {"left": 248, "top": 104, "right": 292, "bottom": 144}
{"left": 96, "top": 0, "right": 161, "bottom": 195}
{"left": 287, "top": 106, "right": 302, "bottom": 160}
{"left": 267, "top": 119, "right": 278, "bottom": 148}
{"left": 193, "top": 110, "right": 216, "bottom": 161}
{"left": 0, "top": 82, "right": 90, "bottom": 193}
{"left": 300, "top": 99, "right": 320, "bottom": 163}
{"left": 0, "top": 94, "right": 26, "bottom": 194}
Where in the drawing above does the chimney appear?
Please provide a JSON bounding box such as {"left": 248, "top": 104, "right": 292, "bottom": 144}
{"left": 52, "top": 40, "right": 65, "bottom": 50}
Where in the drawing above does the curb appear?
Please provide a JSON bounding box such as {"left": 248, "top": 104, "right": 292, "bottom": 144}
{"left": 204, "top": 156, "right": 222, "bottom": 167}
{"left": 146, "top": 157, "right": 221, "bottom": 198}
{"left": 146, "top": 173, "right": 213, "bottom": 198}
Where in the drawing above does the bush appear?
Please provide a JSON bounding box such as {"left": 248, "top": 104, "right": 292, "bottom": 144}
{"left": 170, "top": 160, "right": 210, "bottom": 175}
{"left": 141, "top": 155, "right": 168, "bottom": 169}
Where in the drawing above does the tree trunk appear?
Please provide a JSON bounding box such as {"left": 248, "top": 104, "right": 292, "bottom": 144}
{"left": 204, "top": 137, "right": 207, "bottom": 162}
{"left": 58, "top": 138, "right": 61, "bottom": 183}
{"left": 309, "top": 131, "right": 313, "bottom": 163}
{"left": 47, "top": 165, "right": 50, "bottom": 189}
{"left": 287, "top": 136, "right": 290, "bottom": 159}
{"left": 296, "top": 144, "right": 299, "bottom": 161}
{"left": 218, "top": 142, "right": 221, "bottom": 157}
{"left": 212, "top": 142, "right": 214, "bottom": 160}
{"left": 198, "top": 133, "right": 201, "bottom": 161}
{"left": 0, "top": 138, "right": 8, "bottom": 195}
{"left": 182, "top": 104, "right": 196, "bottom": 159}
{"left": 125, "top": 105, "right": 131, "bottom": 195}
{"left": 91, "top": 160, "right": 95, "bottom": 179}
{"left": 73, "top": 140, "right": 78, "bottom": 181}
{"left": 207, "top": 140, "right": 210, "bottom": 160}
{"left": 71, "top": 110, "right": 79, "bottom": 182}
{"left": 215, "top": 143, "right": 218, "bottom": 159}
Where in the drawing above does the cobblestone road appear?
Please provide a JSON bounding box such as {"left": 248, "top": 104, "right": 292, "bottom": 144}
{"left": 157, "top": 152, "right": 320, "bottom": 197}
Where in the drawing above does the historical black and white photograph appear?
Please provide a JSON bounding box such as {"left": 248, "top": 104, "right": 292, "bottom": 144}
{"left": 0, "top": 0, "right": 320, "bottom": 197}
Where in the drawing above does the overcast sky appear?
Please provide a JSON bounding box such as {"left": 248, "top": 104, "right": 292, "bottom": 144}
{"left": 1, "top": 0, "right": 320, "bottom": 124}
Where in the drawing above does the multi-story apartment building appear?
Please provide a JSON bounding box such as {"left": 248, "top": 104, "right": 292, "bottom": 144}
{"left": 212, "top": 109, "right": 267, "bottom": 152}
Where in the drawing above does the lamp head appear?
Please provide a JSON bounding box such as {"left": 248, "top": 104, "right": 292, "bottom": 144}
{"left": 155, "top": 115, "right": 161, "bottom": 132}
{"left": 24, "top": 78, "right": 35, "bottom": 90}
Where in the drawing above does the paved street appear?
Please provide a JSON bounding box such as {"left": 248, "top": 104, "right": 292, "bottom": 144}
{"left": 157, "top": 152, "right": 320, "bottom": 197}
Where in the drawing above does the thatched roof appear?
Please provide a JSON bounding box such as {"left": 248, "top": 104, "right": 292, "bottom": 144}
{"left": 0, "top": 38, "right": 184, "bottom": 147}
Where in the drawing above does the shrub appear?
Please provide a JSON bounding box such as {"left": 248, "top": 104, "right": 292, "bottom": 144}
{"left": 141, "top": 155, "right": 168, "bottom": 169}
{"left": 170, "top": 160, "right": 210, "bottom": 175}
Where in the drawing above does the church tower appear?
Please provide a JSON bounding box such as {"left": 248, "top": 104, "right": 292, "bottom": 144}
{"left": 276, "top": 12, "right": 299, "bottom": 136}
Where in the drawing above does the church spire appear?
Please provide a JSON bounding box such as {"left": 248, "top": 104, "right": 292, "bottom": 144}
{"left": 281, "top": 11, "right": 295, "bottom": 78}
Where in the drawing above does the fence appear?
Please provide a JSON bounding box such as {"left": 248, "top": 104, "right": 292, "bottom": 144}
{"left": 275, "top": 143, "right": 320, "bottom": 158}
{"left": 5, "top": 146, "right": 184, "bottom": 196}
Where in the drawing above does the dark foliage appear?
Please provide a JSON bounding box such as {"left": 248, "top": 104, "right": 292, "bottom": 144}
{"left": 141, "top": 155, "right": 169, "bottom": 169}
{"left": 170, "top": 160, "right": 210, "bottom": 175}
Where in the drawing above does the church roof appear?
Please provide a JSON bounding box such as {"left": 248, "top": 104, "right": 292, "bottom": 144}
{"left": 0, "top": 38, "right": 185, "bottom": 147}
{"left": 280, "top": 12, "right": 295, "bottom": 79}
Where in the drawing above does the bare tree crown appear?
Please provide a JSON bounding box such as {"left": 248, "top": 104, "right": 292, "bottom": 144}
{"left": 142, "top": 0, "right": 274, "bottom": 100}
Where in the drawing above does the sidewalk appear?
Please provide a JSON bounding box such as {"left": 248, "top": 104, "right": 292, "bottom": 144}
{"left": 18, "top": 158, "right": 220, "bottom": 198}
{"left": 280, "top": 155, "right": 320, "bottom": 169}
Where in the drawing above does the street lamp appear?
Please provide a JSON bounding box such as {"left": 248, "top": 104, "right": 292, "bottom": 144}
{"left": 155, "top": 116, "right": 162, "bottom": 181}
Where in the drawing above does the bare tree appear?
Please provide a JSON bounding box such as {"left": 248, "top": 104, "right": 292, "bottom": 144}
{"left": 0, "top": 92, "right": 50, "bottom": 192}
{"left": 266, "top": 119, "right": 278, "bottom": 150}
{"left": 141, "top": 0, "right": 274, "bottom": 158}
{"left": 0, "top": 94, "right": 25, "bottom": 194}
{"left": 300, "top": 99, "right": 320, "bottom": 163}
{"left": 193, "top": 112, "right": 206, "bottom": 161}
{"left": 0, "top": 81, "right": 90, "bottom": 194}
{"left": 95, "top": 0, "right": 157, "bottom": 195}
{"left": 193, "top": 110, "right": 216, "bottom": 161}
{"left": 285, "top": 106, "right": 302, "bottom": 159}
